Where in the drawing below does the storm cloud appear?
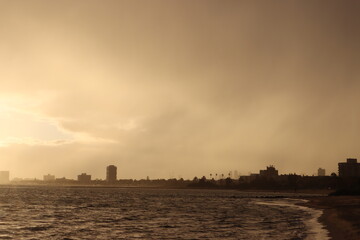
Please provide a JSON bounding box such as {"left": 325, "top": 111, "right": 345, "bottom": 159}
{"left": 0, "top": 0, "right": 359, "bottom": 179}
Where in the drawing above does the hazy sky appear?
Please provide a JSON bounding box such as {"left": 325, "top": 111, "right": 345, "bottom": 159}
{"left": 0, "top": 0, "right": 359, "bottom": 179}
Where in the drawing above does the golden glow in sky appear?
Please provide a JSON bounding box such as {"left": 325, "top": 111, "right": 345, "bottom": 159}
{"left": 0, "top": 0, "right": 359, "bottom": 179}
{"left": 0, "top": 98, "right": 73, "bottom": 147}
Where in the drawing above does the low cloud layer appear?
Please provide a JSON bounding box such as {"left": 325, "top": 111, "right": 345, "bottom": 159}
{"left": 0, "top": 1, "right": 359, "bottom": 179}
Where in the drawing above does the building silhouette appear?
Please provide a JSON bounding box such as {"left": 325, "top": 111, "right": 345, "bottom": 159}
{"left": 259, "top": 165, "right": 278, "bottom": 178}
{"left": 43, "top": 174, "right": 55, "bottom": 181}
{"left": 78, "top": 173, "right": 91, "bottom": 183}
{"left": 0, "top": 171, "right": 9, "bottom": 184}
{"left": 106, "top": 165, "right": 117, "bottom": 182}
{"left": 318, "top": 168, "right": 325, "bottom": 176}
{"left": 338, "top": 158, "right": 360, "bottom": 177}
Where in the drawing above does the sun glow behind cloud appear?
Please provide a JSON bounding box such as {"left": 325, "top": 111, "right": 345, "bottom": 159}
{"left": 0, "top": 97, "right": 74, "bottom": 147}
{"left": 0, "top": 94, "right": 123, "bottom": 148}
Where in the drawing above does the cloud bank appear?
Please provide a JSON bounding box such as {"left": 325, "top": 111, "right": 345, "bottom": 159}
{"left": 0, "top": 0, "right": 359, "bottom": 179}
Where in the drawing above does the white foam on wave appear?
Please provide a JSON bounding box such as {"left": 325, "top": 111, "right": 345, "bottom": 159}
{"left": 255, "top": 199, "right": 330, "bottom": 240}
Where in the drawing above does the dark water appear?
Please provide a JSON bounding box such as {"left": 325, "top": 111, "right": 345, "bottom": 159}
{"left": 0, "top": 187, "right": 328, "bottom": 239}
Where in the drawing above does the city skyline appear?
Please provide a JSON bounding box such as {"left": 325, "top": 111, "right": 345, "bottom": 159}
{"left": 2, "top": 158, "right": 350, "bottom": 182}
{"left": 0, "top": 1, "right": 360, "bottom": 179}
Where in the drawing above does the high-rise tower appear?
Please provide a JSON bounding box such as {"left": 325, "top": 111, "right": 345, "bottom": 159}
{"left": 106, "top": 165, "right": 117, "bottom": 182}
{"left": 338, "top": 158, "right": 360, "bottom": 177}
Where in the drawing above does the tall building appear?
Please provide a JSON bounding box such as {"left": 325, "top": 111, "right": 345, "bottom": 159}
{"left": 318, "top": 168, "right": 326, "bottom": 176}
{"left": 338, "top": 158, "right": 360, "bottom": 177}
{"left": 259, "top": 165, "right": 278, "bottom": 178}
{"left": 77, "top": 173, "right": 91, "bottom": 183}
{"left": 0, "top": 171, "right": 9, "bottom": 184}
{"left": 43, "top": 174, "right": 55, "bottom": 181}
{"left": 106, "top": 165, "right": 117, "bottom": 182}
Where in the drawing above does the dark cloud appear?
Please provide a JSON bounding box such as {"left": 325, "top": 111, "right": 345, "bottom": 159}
{"left": 0, "top": 0, "right": 359, "bottom": 179}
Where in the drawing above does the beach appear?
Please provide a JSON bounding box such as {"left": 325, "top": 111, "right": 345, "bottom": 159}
{"left": 302, "top": 196, "right": 360, "bottom": 240}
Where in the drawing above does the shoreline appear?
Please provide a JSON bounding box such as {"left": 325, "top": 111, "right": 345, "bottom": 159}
{"left": 299, "top": 196, "right": 360, "bottom": 240}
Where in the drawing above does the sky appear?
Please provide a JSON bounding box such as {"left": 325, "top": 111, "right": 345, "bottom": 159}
{"left": 0, "top": 0, "right": 359, "bottom": 180}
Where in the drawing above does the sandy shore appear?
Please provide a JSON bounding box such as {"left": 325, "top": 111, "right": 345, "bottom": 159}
{"left": 301, "top": 196, "right": 360, "bottom": 240}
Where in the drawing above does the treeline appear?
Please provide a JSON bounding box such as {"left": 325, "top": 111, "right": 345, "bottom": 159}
{"left": 188, "top": 175, "right": 360, "bottom": 192}
{"left": 11, "top": 175, "right": 360, "bottom": 194}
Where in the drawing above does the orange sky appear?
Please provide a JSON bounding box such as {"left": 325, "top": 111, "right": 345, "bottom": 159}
{"left": 0, "top": 0, "right": 359, "bottom": 179}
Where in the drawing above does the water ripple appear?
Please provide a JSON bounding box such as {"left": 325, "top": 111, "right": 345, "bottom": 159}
{"left": 0, "top": 187, "right": 327, "bottom": 239}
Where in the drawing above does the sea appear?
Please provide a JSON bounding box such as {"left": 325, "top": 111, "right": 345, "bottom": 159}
{"left": 0, "top": 187, "right": 329, "bottom": 240}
